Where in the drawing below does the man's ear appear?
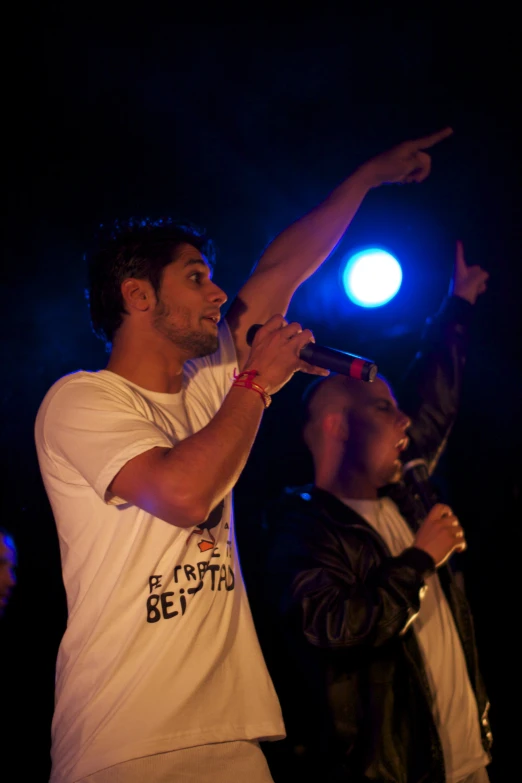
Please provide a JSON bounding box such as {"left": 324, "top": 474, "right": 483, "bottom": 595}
{"left": 322, "top": 411, "right": 349, "bottom": 442}
{"left": 121, "top": 278, "right": 156, "bottom": 313}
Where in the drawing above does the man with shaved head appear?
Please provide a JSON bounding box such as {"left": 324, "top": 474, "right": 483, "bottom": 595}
{"left": 303, "top": 373, "right": 412, "bottom": 495}
{"left": 265, "top": 244, "right": 492, "bottom": 782}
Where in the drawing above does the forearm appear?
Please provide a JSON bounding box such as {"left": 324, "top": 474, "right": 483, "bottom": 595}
{"left": 270, "top": 518, "right": 434, "bottom": 649}
{"left": 255, "top": 164, "right": 375, "bottom": 291}
{"left": 154, "top": 319, "right": 326, "bottom": 525}
{"left": 167, "top": 386, "right": 265, "bottom": 513}
{"left": 400, "top": 295, "right": 473, "bottom": 469}
{"left": 228, "top": 129, "right": 450, "bottom": 359}
{"left": 254, "top": 126, "right": 452, "bottom": 297}
{"left": 291, "top": 549, "right": 434, "bottom": 649}
{"left": 402, "top": 238, "right": 488, "bottom": 467}
{"left": 112, "top": 385, "right": 266, "bottom": 527}
{"left": 226, "top": 165, "right": 373, "bottom": 358}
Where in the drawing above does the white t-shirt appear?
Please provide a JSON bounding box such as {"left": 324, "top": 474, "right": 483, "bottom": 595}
{"left": 342, "top": 496, "right": 489, "bottom": 783}
{"left": 35, "top": 321, "right": 284, "bottom": 783}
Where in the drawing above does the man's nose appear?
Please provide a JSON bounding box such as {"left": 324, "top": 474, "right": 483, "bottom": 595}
{"left": 398, "top": 410, "right": 411, "bottom": 430}
{"left": 209, "top": 283, "right": 228, "bottom": 305}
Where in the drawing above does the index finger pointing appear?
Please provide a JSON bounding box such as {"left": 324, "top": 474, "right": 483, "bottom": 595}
{"left": 455, "top": 239, "right": 467, "bottom": 274}
{"left": 413, "top": 126, "right": 453, "bottom": 150}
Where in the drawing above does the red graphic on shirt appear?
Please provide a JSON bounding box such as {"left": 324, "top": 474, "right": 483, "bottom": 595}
{"left": 196, "top": 530, "right": 216, "bottom": 552}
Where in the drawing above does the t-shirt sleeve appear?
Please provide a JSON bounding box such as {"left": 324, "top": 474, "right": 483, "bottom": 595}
{"left": 38, "top": 375, "right": 174, "bottom": 505}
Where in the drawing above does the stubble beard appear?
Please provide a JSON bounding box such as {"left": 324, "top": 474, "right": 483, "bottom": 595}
{"left": 153, "top": 301, "right": 219, "bottom": 358}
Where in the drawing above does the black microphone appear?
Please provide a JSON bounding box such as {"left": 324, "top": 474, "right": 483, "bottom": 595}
{"left": 401, "top": 456, "right": 460, "bottom": 575}
{"left": 246, "top": 324, "right": 378, "bottom": 382}
{"left": 402, "top": 457, "right": 439, "bottom": 517}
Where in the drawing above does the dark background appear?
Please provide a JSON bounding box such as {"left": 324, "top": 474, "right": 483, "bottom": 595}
{"left": 2, "top": 10, "right": 521, "bottom": 781}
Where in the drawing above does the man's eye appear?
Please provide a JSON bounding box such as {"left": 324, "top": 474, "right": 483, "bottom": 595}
{"left": 377, "top": 402, "right": 391, "bottom": 411}
{"left": 189, "top": 272, "right": 202, "bottom": 283}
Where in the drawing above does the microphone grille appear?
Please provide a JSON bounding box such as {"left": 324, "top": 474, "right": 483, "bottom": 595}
{"left": 246, "top": 324, "right": 261, "bottom": 347}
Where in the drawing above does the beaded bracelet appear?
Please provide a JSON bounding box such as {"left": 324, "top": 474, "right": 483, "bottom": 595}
{"left": 232, "top": 369, "right": 272, "bottom": 409}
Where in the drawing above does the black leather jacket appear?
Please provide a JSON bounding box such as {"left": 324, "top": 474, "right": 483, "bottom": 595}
{"left": 264, "top": 296, "right": 492, "bottom": 783}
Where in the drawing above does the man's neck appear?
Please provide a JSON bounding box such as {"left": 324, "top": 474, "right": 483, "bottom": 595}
{"left": 316, "top": 474, "right": 379, "bottom": 501}
{"left": 107, "top": 333, "right": 186, "bottom": 394}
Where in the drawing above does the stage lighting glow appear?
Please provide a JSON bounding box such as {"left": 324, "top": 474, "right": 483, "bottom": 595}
{"left": 342, "top": 248, "right": 402, "bottom": 307}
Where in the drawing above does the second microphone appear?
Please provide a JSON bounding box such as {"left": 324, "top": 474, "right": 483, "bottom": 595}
{"left": 246, "top": 324, "right": 378, "bottom": 383}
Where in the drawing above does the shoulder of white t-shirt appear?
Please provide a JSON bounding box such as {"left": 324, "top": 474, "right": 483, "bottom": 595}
{"left": 37, "top": 370, "right": 144, "bottom": 424}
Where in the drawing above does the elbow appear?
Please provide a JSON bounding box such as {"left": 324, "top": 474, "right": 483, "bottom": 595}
{"left": 155, "top": 486, "right": 216, "bottom": 529}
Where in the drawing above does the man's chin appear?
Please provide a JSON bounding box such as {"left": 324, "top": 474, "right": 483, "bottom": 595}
{"left": 191, "top": 335, "right": 219, "bottom": 358}
{"left": 388, "top": 461, "right": 403, "bottom": 485}
{"left": 377, "top": 464, "right": 402, "bottom": 492}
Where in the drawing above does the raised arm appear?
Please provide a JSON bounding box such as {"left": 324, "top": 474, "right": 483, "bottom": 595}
{"left": 399, "top": 241, "right": 489, "bottom": 471}
{"left": 227, "top": 128, "right": 453, "bottom": 367}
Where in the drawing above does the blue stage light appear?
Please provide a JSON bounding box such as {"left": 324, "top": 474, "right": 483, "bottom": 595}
{"left": 342, "top": 248, "right": 402, "bottom": 307}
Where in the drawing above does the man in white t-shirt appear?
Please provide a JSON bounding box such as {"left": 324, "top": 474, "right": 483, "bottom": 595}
{"left": 265, "top": 244, "right": 492, "bottom": 782}
{"left": 35, "top": 129, "right": 452, "bottom": 783}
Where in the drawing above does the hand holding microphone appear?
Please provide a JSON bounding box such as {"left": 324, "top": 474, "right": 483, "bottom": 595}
{"left": 246, "top": 323, "right": 378, "bottom": 382}
{"left": 413, "top": 503, "right": 466, "bottom": 568}
{"left": 402, "top": 457, "right": 440, "bottom": 520}
{"left": 238, "top": 316, "right": 330, "bottom": 399}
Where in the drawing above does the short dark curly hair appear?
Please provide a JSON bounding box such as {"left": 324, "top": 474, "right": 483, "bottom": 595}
{"left": 86, "top": 217, "right": 216, "bottom": 348}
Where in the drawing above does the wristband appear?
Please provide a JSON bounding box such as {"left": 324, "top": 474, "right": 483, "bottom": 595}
{"left": 232, "top": 369, "right": 272, "bottom": 408}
